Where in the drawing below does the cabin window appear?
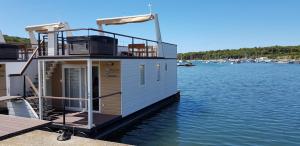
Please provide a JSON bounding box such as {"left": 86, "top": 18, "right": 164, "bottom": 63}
{"left": 156, "top": 64, "right": 160, "bottom": 81}
{"left": 165, "top": 63, "right": 168, "bottom": 71}
{"left": 140, "top": 65, "right": 145, "bottom": 85}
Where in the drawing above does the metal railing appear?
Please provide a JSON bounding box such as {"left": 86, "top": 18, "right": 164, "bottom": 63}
{"left": 0, "top": 43, "right": 35, "bottom": 61}
{"left": 9, "top": 42, "right": 41, "bottom": 77}
{"left": 42, "top": 91, "right": 121, "bottom": 126}
{"left": 37, "top": 28, "right": 177, "bottom": 58}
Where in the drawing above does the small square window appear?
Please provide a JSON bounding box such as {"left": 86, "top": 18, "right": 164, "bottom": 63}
{"left": 165, "top": 63, "right": 168, "bottom": 71}
{"left": 139, "top": 65, "right": 145, "bottom": 85}
{"left": 156, "top": 64, "right": 160, "bottom": 81}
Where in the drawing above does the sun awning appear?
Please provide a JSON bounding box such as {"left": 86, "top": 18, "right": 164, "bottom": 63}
{"left": 96, "top": 14, "right": 155, "bottom": 26}
{"left": 25, "top": 22, "right": 65, "bottom": 32}
{"left": 24, "top": 22, "right": 72, "bottom": 46}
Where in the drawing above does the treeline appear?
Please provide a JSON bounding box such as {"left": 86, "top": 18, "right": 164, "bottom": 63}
{"left": 178, "top": 45, "right": 300, "bottom": 60}
{"left": 3, "top": 35, "right": 30, "bottom": 44}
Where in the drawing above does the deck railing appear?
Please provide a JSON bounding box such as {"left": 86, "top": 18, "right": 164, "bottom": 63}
{"left": 37, "top": 28, "right": 177, "bottom": 58}
{"left": 42, "top": 91, "right": 121, "bottom": 127}
{"left": 0, "top": 43, "right": 36, "bottom": 61}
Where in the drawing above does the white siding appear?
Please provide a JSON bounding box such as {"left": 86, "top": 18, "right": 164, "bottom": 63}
{"left": 121, "top": 59, "right": 177, "bottom": 117}
{"left": 4, "top": 62, "right": 26, "bottom": 96}
{"left": 4, "top": 60, "right": 38, "bottom": 96}
{"left": 162, "top": 43, "right": 177, "bottom": 58}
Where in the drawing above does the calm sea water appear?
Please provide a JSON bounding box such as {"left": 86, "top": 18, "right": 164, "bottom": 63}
{"left": 110, "top": 63, "right": 300, "bottom": 146}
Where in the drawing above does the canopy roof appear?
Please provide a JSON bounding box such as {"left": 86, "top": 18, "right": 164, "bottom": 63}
{"left": 25, "top": 22, "right": 66, "bottom": 32}
{"left": 96, "top": 14, "right": 155, "bottom": 26}
{"left": 25, "top": 22, "right": 72, "bottom": 45}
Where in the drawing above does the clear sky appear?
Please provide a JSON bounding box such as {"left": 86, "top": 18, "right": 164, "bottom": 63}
{"left": 0, "top": 0, "right": 299, "bottom": 53}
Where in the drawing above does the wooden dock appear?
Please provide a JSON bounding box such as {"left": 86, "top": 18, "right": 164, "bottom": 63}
{"left": 1, "top": 130, "right": 132, "bottom": 146}
{"left": 51, "top": 112, "right": 121, "bottom": 131}
{"left": 0, "top": 114, "right": 50, "bottom": 140}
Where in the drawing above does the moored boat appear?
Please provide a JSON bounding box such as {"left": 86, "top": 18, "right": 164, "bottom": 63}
{"left": 0, "top": 13, "right": 180, "bottom": 137}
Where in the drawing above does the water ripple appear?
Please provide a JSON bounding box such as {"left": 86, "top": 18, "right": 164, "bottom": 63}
{"left": 109, "top": 63, "right": 300, "bottom": 146}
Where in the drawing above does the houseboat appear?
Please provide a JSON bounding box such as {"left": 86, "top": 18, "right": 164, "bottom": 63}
{"left": 0, "top": 13, "right": 179, "bottom": 137}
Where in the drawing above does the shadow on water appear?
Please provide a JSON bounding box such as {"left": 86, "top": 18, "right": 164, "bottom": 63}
{"left": 101, "top": 63, "right": 300, "bottom": 146}
{"left": 106, "top": 102, "right": 180, "bottom": 146}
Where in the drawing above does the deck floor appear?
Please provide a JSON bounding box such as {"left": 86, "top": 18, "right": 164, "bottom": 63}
{"left": 52, "top": 112, "right": 121, "bottom": 129}
{"left": 1, "top": 130, "right": 132, "bottom": 146}
{"left": 0, "top": 114, "right": 50, "bottom": 140}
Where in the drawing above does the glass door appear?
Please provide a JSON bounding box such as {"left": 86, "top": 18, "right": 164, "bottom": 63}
{"left": 64, "top": 67, "right": 86, "bottom": 111}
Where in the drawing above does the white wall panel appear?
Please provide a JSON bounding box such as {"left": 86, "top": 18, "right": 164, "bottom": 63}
{"left": 121, "top": 59, "right": 177, "bottom": 117}
{"left": 5, "top": 60, "right": 38, "bottom": 96}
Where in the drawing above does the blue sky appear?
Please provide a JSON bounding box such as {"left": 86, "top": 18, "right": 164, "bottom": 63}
{"left": 0, "top": 0, "right": 299, "bottom": 53}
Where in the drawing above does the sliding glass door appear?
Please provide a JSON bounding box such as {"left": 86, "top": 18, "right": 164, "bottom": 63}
{"left": 63, "top": 66, "right": 86, "bottom": 111}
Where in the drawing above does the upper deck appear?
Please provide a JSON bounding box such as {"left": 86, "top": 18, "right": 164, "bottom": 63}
{"left": 36, "top": 28, "right": 177, "bottom": 60}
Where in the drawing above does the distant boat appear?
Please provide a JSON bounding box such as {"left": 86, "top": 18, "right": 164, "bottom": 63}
{"left": 276, "top": 60, "right": 289, "bottom": 64}
{"left": 177, "top": 60, "right": 195, "bottom": 66}
{"left": 177, "top": 60, "right": 184, "bottom": 66}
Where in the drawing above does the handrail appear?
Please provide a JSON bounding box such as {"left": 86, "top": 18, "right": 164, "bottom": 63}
{"left": 43, "top": 91, "right": 121, "bottom": 126}
{"left": 93, "top": 91, "right": 121, "bottom": 100}
{"left": 9, "top": 42, "right": 41, "bottom": 77}
{"left": 42, "top": 91, "right": 121, "bottom": 101}
{"left": 25, "top": 76, "right": 39, "bottom": 96}
{"left": 39, "top": 28, "right": 177, "bottom": 46}
{"left": 43, "top": 96, "right": 88, "bottom": 101}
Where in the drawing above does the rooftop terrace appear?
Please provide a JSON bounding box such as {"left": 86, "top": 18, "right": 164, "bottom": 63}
{"left": 37, "top": 28, "right": 177, "bottom": 59}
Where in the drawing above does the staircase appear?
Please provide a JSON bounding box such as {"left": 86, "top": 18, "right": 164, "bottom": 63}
{"left": 24, "top": 75, "right": 56, "bottom": 120}
{"left": 26, "top": 96, "right": 55, "bottom": 120}
{"left": 7, "top": 42, "right": 57, "bottom": 120}
{"left": 45, "top": 61, "right": 59, "bottom": 80}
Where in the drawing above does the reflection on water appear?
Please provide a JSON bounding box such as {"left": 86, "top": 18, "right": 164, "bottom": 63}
{"left": 109, "top": 63, "right": 300, "bottom": 146}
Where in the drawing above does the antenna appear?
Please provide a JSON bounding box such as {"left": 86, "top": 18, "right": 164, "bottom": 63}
{"left": 148, "top": 3, "right": 152, "bottom": 14}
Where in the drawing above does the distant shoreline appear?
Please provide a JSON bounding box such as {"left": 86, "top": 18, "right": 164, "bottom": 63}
{"left": 178, "top": 45, "right": 300, "bottom": 61}
{"left": 178, "top": 58, "right": 300, "bottom": 64}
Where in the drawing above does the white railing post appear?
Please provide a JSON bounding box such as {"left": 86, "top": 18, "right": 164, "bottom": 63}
{"left": 38, "top": 60, "right": 43, "bottom": 119}
{"left": 87, "top": 59, "right": 93, "bottom": 129}
{"left": 47, "top": 28, "right": 58, "bottom": 56}
{"left": 42, "top": 61, "right": 46, "bottom": 96}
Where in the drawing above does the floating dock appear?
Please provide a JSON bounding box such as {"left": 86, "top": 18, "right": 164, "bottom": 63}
{"left": 0, "top": 114, "right": 131, "bottom": 145}
{"left": 0, "top": 114, "right": 50, "bottom": 140}
{"left": 1, "top": 130, "right": 132, "bottom": 146}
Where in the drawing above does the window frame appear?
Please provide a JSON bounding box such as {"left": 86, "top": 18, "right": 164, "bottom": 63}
{"left": 156, "top": 63, "right": 161, "bottom": 82}
{"left": 139, "top": 64, "right": 145, "bottom": 86}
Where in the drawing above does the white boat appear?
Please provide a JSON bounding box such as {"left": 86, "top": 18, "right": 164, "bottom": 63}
{"left": 177, "top": 60, "right": 195, "bottom": 66}
{"left": 0, "top": 13, "right": 179, "bottom": 136}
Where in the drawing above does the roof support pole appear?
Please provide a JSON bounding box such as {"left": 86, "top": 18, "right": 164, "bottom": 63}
{"left": 154, "top": 13, "right": 162, "bottom": 43}
{"left": 62, "top": 22, "right": 73, "bottom": 37}
{"left": 154, "top": 14, "right": 163, "bottom": 57}
{"left": 0, "top": 30, "right": 5, "bottom": 43}
{"left": 28, "top": 31, "right": 38, "bottom": 47}
{"left": 47, "top": 27, "right": 58, "bottom": 56}
{"left": 98, "top": 24, "right": 104, "bottom": 36}
{"left": 87, "top": 59, "right": 93, "bottom": 129}
{"left": 38, "top": 60, "right": 43, "bottom": 119}
{"left": 42, "top": 61, "right": 46, "bottom": 97}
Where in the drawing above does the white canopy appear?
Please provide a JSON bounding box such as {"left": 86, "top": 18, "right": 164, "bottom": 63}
{"left": 25, "top": 22, "right": 72, "bottom": 45}
{"left": 96, "top": 14, "right": 155, "bottom": 25}
{"left": 25, "top": 22, "right": 65, "bottom": 32}
{"left": 96, "top": 13, "right": 162, "bottom": 43}
{"left": 96, "top": 13, "right": 163, "bottom": 57}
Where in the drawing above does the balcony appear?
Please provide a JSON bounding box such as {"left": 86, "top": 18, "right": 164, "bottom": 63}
{"left": 37, "top": 28, "right": 177, "bottom": 59}
{"left": 0, "top": 43, "right": 35, "bottom": 61}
